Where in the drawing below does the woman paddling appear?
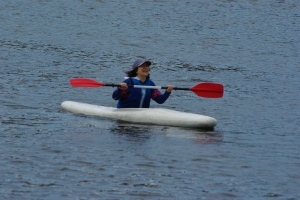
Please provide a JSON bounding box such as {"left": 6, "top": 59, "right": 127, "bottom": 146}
{"left": 112, "top": 58, "right": 174, "bottom": 108}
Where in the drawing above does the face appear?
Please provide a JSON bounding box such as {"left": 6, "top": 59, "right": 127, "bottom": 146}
{"left": 136, "top": 63, "right": 150, "bottom": 78}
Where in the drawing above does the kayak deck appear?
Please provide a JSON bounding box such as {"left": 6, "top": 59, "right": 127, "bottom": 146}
{"left": 61, "top": 101, "right": 217, "bottom": 129}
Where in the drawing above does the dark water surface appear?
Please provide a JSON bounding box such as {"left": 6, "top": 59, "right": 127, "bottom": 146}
{"left": 1, "top": 0, "right": 299, "bottom": 199}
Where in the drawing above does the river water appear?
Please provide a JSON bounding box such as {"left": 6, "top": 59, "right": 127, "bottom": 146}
{"left": 1, "top": 0, "right": 299, "bottom": 199}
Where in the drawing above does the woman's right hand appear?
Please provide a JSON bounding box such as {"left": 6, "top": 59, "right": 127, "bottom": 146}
{"left": 119, "top": 82, "right": 128, "bottom": 90}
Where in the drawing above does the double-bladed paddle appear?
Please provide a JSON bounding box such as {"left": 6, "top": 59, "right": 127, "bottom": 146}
{"left": 70, "top": 78, "right": 224, "bottom": 98}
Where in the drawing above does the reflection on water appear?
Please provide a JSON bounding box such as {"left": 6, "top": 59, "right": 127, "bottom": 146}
{"left": 110, "top": 120, "right": 223, "bottom": 145}
{"left": 110, "top": 122, "right": 152, "bottom": 142}
{"left": 193, "top": 132, "right": 223, "bottom": 144}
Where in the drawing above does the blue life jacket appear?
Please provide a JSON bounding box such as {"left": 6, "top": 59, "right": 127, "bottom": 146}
{"left": 112, "top": 77, "right": 171, "bottom": 108}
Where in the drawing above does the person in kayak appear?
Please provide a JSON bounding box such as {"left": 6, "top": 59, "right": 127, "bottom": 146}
{"left": 112, "top": 58, "right": 174, "bottom": 108}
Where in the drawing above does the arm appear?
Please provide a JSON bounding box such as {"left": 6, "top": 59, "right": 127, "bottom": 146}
{"left": 112, "top": 88, "right": 122, "bottom": 100}
{"left": 152, "top": 89, "right": 171, "bottom": 104}
{"left": 112, "top": 82, "right": 129, "bottom": 100}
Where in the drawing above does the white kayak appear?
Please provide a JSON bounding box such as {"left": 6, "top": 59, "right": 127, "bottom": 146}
{"left": 61, "top": 101, "right": 217, "bottom": 129}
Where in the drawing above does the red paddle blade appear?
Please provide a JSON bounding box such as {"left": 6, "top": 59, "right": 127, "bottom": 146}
{"left": 190, "top": 83, "right": 224, "bottom": 98}
{"left": 70, "top": 78, "right": 105, "bottom": 87}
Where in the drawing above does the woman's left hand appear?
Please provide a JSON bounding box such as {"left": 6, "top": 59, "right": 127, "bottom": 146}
{"left": 166, "top": 85, "right": 174, "bottom": 92}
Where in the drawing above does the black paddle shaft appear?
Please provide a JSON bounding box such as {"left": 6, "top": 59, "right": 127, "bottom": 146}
{"left": 162, "top": 87, "right": 189, "bottom": 91}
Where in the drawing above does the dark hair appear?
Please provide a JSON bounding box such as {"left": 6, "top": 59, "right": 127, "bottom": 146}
{"left": 125, "top": 68, "right": 150, "bottom": 79}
